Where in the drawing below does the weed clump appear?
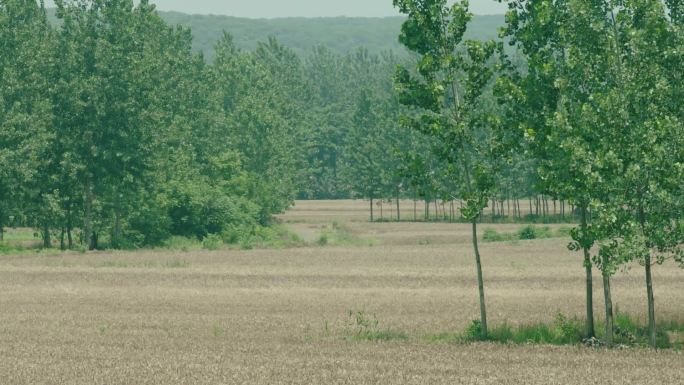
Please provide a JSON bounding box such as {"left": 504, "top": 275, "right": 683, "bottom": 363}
{"left": 343, "top": 310, "right": 408, "bottom": 342}
{"left": 202, "top": 234, "right": 223, "bottom": 250}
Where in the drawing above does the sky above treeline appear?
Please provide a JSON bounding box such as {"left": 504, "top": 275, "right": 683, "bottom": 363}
{"left": 43, "top": 0, "right": 508, "bottom": 18}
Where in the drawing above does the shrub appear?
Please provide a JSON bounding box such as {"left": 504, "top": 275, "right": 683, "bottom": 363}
{"left": 482, "top": 229, "right": 518, "bottom": 242}
{"left": 465, "top": 320, "right": 485, "bottom": 341}
{"left": 517, "top": 225, "right": 552, "bottom": 240}
{"left": 163, "top": 236, "right": 201, "bottom": 252}
{"left": 202, "top": 234, "right": 223, "bottom": 250}
{"left": 483, "top": 228, "right": 504, "bottom": 242}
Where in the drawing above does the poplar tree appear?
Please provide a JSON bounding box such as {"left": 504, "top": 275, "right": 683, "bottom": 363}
{"left": 393, "top": 0, "right": 500, "bottom": 338}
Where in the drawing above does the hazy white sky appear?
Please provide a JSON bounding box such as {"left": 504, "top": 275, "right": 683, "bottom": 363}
{"left": 44, "top": 0, "right": 507, "bottom": 18}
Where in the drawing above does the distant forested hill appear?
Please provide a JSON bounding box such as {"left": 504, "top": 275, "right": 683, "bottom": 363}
{"left": 47, "top": 9, "right": 504, "bottom": 59}
{"left": 159, "top": 12, "right": 505, "bottom": 59}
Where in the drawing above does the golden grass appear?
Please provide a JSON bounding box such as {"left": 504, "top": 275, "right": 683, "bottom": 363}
{"left": 1, "top": 200, "right": 683, "bottom": 384}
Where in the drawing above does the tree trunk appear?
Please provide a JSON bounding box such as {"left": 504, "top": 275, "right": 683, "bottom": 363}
{"left": 67, "top": 216, "right": 73, "bottom": 249}
{"left": 42, "top": 222, "right": 51, "bottom": 249}
{"left": 602, "top": 268, "right": 614, "bottom": 347}
{"left": 369, "top": 197, "right": 374, "bottom": 222}
{"left": 507, "top": 196, "right": 511, "bottom": 219}
{"left": 0, "top": 225, "right": 3, "bottom": 242}
{"left": 60, "top": 227, "right": 66, "bottom": 251}
{"left": 529, "top": 198, "right": 533, "bottom": 217}
{"left": 395, "top": 188, "right": 401, "bottom": 222}
{"left": 84, "top": 182, "right": 94, "bottom": 250}
{"left": 580, "top": 207, "right": 595, "bottom": 338}
{"left": 645, "top": 255, "right": 657, "bottom": 348}
{"left": 413, "top": 196, "right": 417, "bottom": 222}
{"left": 112, "top": 191, "right": 122, "bottom": 249}
{"left": 561, "top": 200, "right": 565, "bottom": 220}
{"left": 471, "top": 218, "right": 488, "bottom": 339}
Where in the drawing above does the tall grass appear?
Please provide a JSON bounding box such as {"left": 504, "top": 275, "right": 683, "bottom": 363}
{"left": 427, "top": 312, "right": 684, "bottom": 349}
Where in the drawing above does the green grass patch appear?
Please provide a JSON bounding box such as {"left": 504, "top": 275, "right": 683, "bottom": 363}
{"left": 482, "top": 225, "right": 573, "bottom": 243}
{"left": 482, "top": 228, "right": 517, "bottom": 242}
{"left": 1, "top": 228, "right": 39, "bottom": 241}
{"left": 427, "top": 312, "right": 684, "bottom": 349}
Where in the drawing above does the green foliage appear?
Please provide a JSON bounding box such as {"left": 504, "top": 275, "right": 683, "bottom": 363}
{"left": 162, "top": 236, "right": 202, "bottom": 252}
{"left": 460, "top": 314, "right": 583, "bottom": 345}
{"left": 394, "top": 0, "right": 503, "bottom": 339}
{"left": 483, "top": 226, "right": 571, "bottom": 243}
{"left": 464, "top": 320, "right": 485, "bottom": 341}
{"left": 482, "top": 228, "right": 515, "bottom": 242}
{"left": 202, "top": 234, "right": 223, "bottom": 251}
{"left": 517, "top": 225, "right": 551, "bottom": 240}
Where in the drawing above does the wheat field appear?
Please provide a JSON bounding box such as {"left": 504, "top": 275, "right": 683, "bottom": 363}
{"left": 1, "top": 200, "right": 683, "bottom": 384}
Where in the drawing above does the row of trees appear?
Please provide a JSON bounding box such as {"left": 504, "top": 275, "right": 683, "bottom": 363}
{"left": 393, "top": 0, "right": 684, "bottom": 348}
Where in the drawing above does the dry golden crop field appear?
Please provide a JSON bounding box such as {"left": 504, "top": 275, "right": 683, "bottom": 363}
{"left": 1, "top": 200, "right": 683, "bottom": 384}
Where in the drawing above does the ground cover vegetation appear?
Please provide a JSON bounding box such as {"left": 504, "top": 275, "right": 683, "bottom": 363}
{"left": 1, "top": 0, "right": 683, "bottom": 354}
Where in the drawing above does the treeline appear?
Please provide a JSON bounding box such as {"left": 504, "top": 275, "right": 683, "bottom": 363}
{"left": 1, "top": 0, "right": 536, "bottom": 249}
{"left": 125, "top": 12, "right": 505, "bottom": 60}
{"left": 392, "top": 0, "right": 684, "bottom": 348}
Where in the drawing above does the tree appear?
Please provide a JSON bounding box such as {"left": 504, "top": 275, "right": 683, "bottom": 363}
{"left": 501, "top": 0, "right": 684, "bottom": 347}
{"left": 586, "top": 0, "right": 684, "bottom": 348}
{"left": 499, "top": 0, "right": 623, "bottom": 343}
{"left": 393, "top": 0, "right": 501, "bottom": 338}
{"left": 0, "top": 0, "right": 54, "bottom": 245}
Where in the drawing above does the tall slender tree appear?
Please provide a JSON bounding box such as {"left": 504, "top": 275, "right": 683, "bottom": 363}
{"left": 393, "top": 0, "right": 500, "bottom": 338}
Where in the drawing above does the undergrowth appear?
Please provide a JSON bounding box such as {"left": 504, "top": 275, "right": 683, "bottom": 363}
{"left": 482, "top": 225, "right": 573, "bottom": 243}
{"left": 427, "top": 312, "right": 684, "bottom": 349}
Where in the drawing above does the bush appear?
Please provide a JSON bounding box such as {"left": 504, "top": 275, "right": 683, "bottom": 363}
{"left": 202, "top": 233, "right": 223, "bottom": 250}
{"left": 163, "top": 236, "right": 201, "bottom": 252}
{"left": 465, "top": 320, "right": 485, "bottom": 341}
{"left": 483, "top": 228, "right": 504, "bottom": 242}
{"left": 517, "top": 225, "right": 552, "bottom": 240}
{"left": 316, "top": 233, "right": 329, "bottom": 246}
